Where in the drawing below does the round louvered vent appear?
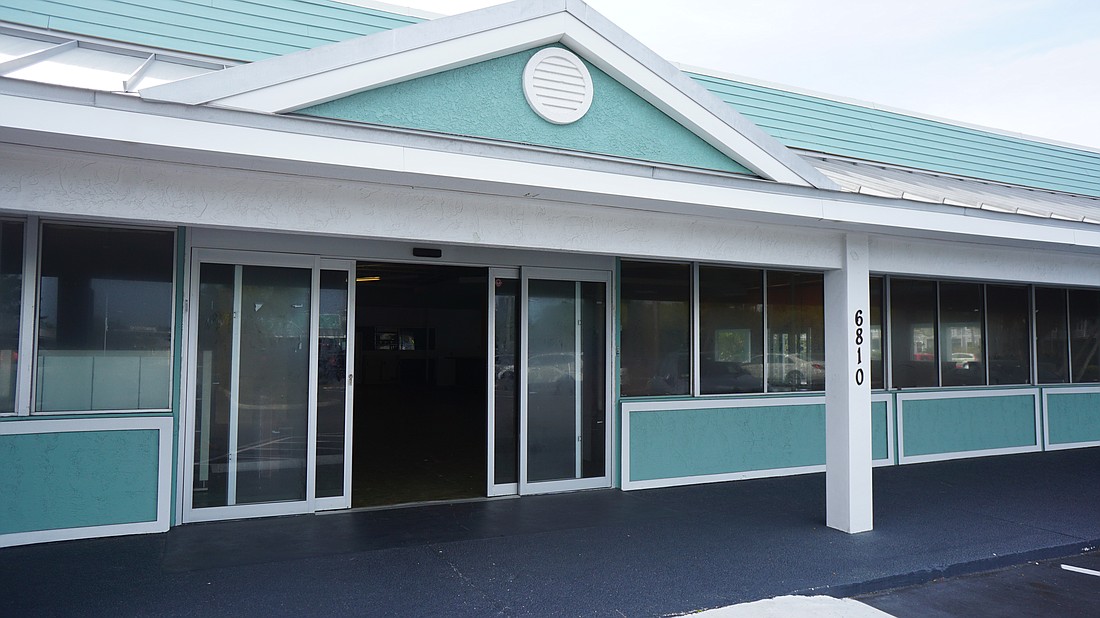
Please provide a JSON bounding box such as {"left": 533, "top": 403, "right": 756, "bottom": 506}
{"left": 522, "top": 48, "right": 594, "bottom": 125}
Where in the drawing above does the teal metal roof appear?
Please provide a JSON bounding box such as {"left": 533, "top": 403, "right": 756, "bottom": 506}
{"left": 687, "top": 71, "right": 1100, "bottom": 199}
{"left": 3, "top": 1, "right": 1098, "bottom": 199}
{"left": 0, "top": 0, "right": 421, "bottom": 62}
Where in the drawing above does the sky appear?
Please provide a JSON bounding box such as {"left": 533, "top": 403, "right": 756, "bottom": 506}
{"left": 369, "top": 0, "right": 1100, "bottom": 150}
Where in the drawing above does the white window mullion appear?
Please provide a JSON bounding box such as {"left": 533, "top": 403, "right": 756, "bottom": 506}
{"left": 227, "top": 264, "right": 243, "bottom": 506}
{"left": 15, "top": 216, "right": 39, "bottom": 416}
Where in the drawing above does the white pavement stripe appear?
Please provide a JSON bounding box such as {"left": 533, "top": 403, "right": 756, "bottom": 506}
{"left": 1061, "top": 564, "right": 1100, "bottom": 577}
{"left": 695, "top": 595, "right": 895, "bottom": 617}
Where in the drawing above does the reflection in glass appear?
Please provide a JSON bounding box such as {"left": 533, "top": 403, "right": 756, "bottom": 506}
{"left": 0, "top": 222, "right": 23, "bottom": 413}
{"left": 192, "top": 263, "right": 234, "bottom": 508}
{"left": 766, "top": 271, "right": 824, "bottom": 391}
{"left": 316, "top": 270, "right": 349, "bottom": 499}
{"left": 620, "top": 261, "right": 690, "bottom": 397}
{"left": 699, "top": 266, "right": 763, "bottom": 394}
{"left": 235, "top": 266, "right": 311, "bottom": 505}
{"left": 494, "top": 278, "right": 519, "bottom": 485}
{"left": 940, "top": 282, "right": 984, "bottom": 387}
{"left": 526, "top": 279, "right": 605, "bottom": 483}
{"left": 36, "top": 225, "right": 174, "bottom": 411}
{"left": 869, "top": 277, "right": 885, "bottom": 390}
{"left": 1035, "top": 287, "right": 1069, "bottom": 383}
{"left": 192, "top": 264, "right": 313, "bottom": 509}
{"left": 986, "top": 285, "right": 1030, "bottom": 385}
{"left": 890, "top": 279, "right": 938, "bottom": 388}
{"left": 1069, "top": 289, "right": 1100, "bottom": 383}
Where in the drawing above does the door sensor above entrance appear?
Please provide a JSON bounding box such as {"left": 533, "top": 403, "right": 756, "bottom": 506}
{"left": 413, "top": 247, "right": 443, "bottom": 258}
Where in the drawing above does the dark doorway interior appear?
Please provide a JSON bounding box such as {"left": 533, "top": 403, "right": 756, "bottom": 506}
{"left": 352, "top": 262, "right": 487, "bottom": 507}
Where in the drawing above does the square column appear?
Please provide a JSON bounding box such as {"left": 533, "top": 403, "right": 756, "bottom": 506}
{"left": 824, "top": 233, "right": 873, "bottom": 533}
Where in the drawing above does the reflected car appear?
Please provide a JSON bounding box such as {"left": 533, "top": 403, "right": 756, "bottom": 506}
{"left": 744, "top": 353, "right": 825, "bottom": 388}
{"left": 951, "top": 352, "right": 976, "bottom": 368}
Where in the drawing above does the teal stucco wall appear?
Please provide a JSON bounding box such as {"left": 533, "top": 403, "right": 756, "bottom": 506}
{"left": 872, "top": 399, "right": 890, "bottom": 461}
{"left": 900, "top": 394, "right": 1037, "bottom": 457}
{"left": 298, "top": 46, "right": 753, "bottom": 175}
{"left": 1046, "top": 391, "right": 1100, "bottom": 445}
{"left": 628, "top": 403, "right": 825, "bottom": 482}
{"left": 0, "top": 429, "right": 160, "bottom": 534}
{"left": 627, "top": 401, "right": 891, "bottom": 484}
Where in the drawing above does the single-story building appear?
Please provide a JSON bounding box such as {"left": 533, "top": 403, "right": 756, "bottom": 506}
{"left": 2, "top": 0, "right": 1099, "bottom": 547}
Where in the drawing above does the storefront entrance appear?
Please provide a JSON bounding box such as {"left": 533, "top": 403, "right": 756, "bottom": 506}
{"left": 181, "top": 249, "right": 611, "bottom": 522}
{"left": 183, "top": 250, "right": 355, "bottom": 522}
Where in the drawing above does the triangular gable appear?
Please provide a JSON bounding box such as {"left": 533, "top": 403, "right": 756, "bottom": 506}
{"left": 296, "top": 45, "right": 753, "bottom": 175}
{"left": 141, "top": 0, "right": 835, "bottom": 188}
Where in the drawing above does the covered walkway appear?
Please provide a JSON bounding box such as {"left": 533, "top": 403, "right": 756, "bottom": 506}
{"left": 2, "top": 448, "right": 1098, "bottom": 616}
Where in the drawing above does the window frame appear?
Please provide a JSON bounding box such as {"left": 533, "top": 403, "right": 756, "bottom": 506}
{"left": 26, "top": 219, "right": 178, "bottom": 416}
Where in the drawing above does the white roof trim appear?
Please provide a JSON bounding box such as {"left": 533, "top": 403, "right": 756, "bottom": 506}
{"left": 140, "top": 0, "right": 834, "bottom": 189}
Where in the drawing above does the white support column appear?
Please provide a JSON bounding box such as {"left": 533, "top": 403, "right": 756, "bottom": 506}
{"left": 824, "top": 233, "right": 873, "bottom": 533}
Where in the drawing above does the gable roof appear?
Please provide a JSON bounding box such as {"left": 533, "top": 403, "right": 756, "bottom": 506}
{"left": 4, "top": 1, "right": 1098, "bottom": 201}
{"left": 685, "top": 67, "right": 1100, "bottom": 199}
{"left": 0, "top": 0, "right": 422, "bottom": 62}
{"left": 139, "top": 0, "right": 834, "bottom": 189}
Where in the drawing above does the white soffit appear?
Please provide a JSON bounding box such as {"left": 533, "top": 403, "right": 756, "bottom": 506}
{"left": 139, "top": 0, "right": 834, "bottom": 189}
{"left": 809, "top": 155, "right": 1100, "bottom": 225}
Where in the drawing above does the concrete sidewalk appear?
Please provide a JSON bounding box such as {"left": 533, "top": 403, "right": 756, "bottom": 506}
{"left": 2, "top": 448, "right": 1098, "bottom": 616}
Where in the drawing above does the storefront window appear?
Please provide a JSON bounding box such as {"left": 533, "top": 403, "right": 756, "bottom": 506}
{"left": 890, "top": 279, "right": 938, "bottom": 388}
{"left": 1069, "top": 289, "right": 1100, "bottom": 383}
{"left": 0, "top": 222, "right": 23, "bottom": 414}
{"left": 35, "top": 225, "right": 174, "bottom": 412}
{"left": 620, "top": 261, "right": 690, "bottom": 397}
{"left": 766, "top": 271, "right": 824, "bottom": 391}
{"left": 869, "top": 277, "right": 885, "bottom": 390}
{"left": 1035, "top": 287, "right": 1069, "bottom": 383}
{"left": 986, "top": 285, "right": 1030, "bottom": 385}
{"left": 939, "top": 282, "right": 984, "bottom": 387}
{"left": 699, "top": 266, "right": 763, "bottom": 394}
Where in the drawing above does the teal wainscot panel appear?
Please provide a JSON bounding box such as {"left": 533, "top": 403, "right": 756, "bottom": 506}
{"left": 297, "top": 46, "right": 754, "bottom": 175}
{"left": 872, "top": 400, "right": 889, "bottom": 461}
{"left": 902, "top": 395, "right": 1036, "bottom": 457}
{"left": 629, "top": 404, "right": 825, "bottom": 482}
{"left": 0, "top": 429, "right": 160, "bottom": 535}
{"left": 1046, "top": 391, "right": 1100, "bottom": 445}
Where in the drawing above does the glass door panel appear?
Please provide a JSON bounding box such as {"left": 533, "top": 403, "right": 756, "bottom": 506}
{"left": 316, "top": 268, "right": 352, "bottom": 502}
{"left": 192, "top": 263, "right": 234, "bottom": 509}
{"left": 234, "top": 265, "right": 312, "bottom": 505}
{"left": 492, "top": 275, "right": 519, "bottom": 489}
{"left": 190, "top": 258, "right": 315, "bottom": 516}
{"left": 527, "top": 279, "right": 579, "bottom": 482}
{"left": 521, "top": 270, "right": 609, "bottom": 493}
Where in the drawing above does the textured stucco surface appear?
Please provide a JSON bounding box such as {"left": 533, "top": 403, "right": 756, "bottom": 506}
{"left": 0, "top": 144, "right": 842, "bottom": 269}
{"left": 901, "top": 395, "right": 1037, "bottom": 457}
{"left": 0, "top": 429, "right": 160, "bottom": 534}
{"left": 298, "top": 46, "right": 753, "bottom": 175}
{"left": 629, "top": 404, "right": 827, "bottom": 481}
{"left": 1046, "top": 392, "right": 1100, "bottom": 445}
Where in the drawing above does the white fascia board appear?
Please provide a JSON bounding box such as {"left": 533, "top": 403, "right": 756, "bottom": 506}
{"left": 7, "top": 91, "right": 1100, "bottom": 253}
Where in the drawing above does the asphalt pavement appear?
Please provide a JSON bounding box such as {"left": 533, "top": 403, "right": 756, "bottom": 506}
{"left": 1, "top": 447, "right": 1098, "bottom": 616}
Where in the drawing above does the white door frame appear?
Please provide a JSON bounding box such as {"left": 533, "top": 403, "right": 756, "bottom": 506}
{"left": 518, "top": 266, "right": 613, "bottom": 495}
{"left": 181, "top": 248, "right": 355, "bottom": 523}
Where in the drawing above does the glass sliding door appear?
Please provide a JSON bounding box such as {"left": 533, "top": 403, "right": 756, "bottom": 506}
{"left": 186, "top": 250, "right": 354, "bottom": 521}
{"left": 315, "top": 262, "right": 355, "bottom": 509}
{"left": 519, "top": 268, "right": 610, "bottom": 494}
{"left": 488, "top": 269, "right": 520, "bottom": 496}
